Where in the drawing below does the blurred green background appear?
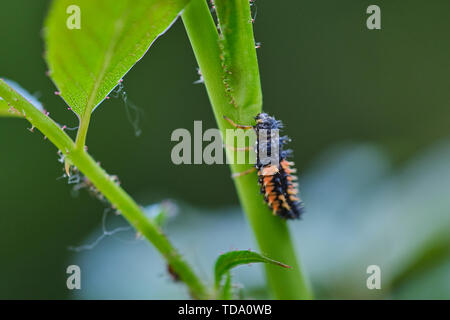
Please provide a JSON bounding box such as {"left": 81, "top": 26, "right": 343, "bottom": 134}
{"left": 1, "top": 0, "right": 450, "bottom": 299}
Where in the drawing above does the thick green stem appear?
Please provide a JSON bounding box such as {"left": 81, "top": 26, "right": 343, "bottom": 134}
{"left": 182, "top": 0, "right": 312, "bottom": 299}
{"left": 0, "top": 79, "right": 208, "bottom": 299}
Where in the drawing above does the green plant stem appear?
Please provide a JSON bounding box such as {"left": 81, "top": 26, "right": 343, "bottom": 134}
{"left": 75, "top": 111, "right": 91, "bottom": 150}
{"left": 0, "top": 78, "right": 208, "bottom": 300}
{"left": 182, "top": 0, "right": 312, "bottom": 299}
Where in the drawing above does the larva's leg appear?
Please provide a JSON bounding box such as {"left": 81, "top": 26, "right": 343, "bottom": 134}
{"left": 232, "top": 167, "right": 257, "bottom": 178}
{"left": 223, "top": 115, "right": 253, "bottom": 130}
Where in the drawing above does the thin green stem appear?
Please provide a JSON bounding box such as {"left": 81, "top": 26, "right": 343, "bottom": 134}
{"left": 75, "top": 111, "right": 91, "bottom": 150}
{"left": 0, "top": 78, "right": 208, "bottom": 300}
{"left": 182, "top": 0, "right": 312, "bottom": 299}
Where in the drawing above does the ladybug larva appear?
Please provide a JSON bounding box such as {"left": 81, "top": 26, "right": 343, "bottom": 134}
{"left": 223, "top": 113, "right": 304, "bottom": 219}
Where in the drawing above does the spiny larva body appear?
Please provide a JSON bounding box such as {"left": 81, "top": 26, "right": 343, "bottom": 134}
{"left": 254, "top": 113, "right": 304, "bottom": 219}
{"left": 224, "top": 113, "right": 304, "bottom": 220}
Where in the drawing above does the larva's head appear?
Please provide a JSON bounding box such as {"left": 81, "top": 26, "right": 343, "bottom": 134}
{"left": 255, "top": 113, "right": 283, "bottom": 130}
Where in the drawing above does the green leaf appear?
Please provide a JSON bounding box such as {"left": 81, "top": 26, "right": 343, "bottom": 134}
{"left": 44, "top": 0, "right": 189, "bottom": 146}
{"left": 214, "top": 250, "right": 291, "bottom": 288}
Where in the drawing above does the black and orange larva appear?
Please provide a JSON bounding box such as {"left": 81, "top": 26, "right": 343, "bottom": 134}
{"left": 223, "top": 113, "right": 304, "bottom": 220}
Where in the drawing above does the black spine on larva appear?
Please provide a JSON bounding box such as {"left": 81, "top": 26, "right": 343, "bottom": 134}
{"left": 254, "top": 113, "right": 304, "bottom": 219}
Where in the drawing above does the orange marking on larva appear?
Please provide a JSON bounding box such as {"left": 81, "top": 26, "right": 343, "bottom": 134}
{"left": 271, "top": 201, "right": 280, "bottom": 212}
{"left": 263, "top": 177, "right": 273, "bottom": 186}
{"left": 268, "top": 194, "right": 277, "bottom": 204}
{"left": 281, "top": 202, "right": 291, "bottom": 210}
{"left": 278, "top": 194, "right": 291, "bottom": 211}
{"left": 261, "top": 165, "right": 279, "bottom": 176}
{"left": 280, "top": 159, "right": 289, "bottom": 168}
{"left": 265, "top": 185, "right": 274, "bottom": 196}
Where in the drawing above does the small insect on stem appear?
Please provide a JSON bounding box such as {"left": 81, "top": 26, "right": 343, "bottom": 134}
{"left": 223, "top": 113, "right": 305, "bottom": 220}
